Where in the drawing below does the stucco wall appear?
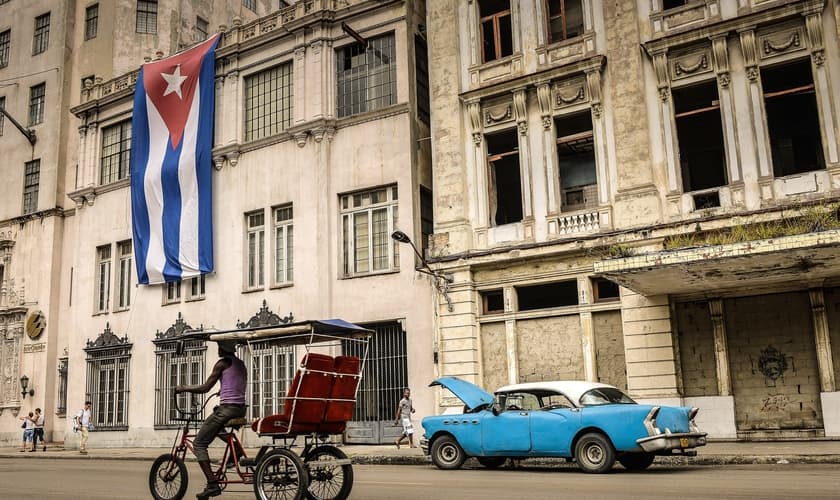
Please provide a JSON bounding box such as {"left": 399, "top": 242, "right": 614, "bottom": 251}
{"left": 479, "top": 321, "right": 507, "bottom": 391}
{"left": 675, "top": 301, "right": 719, "bottom": 397}
{"left": 515, "top": 316, "right": 584, "bottom": 382}
{"left": 593, "top": 310, "right": 626, "bottom": 390}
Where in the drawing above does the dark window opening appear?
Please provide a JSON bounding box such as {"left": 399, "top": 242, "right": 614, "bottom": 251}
{"left": 556, "top": 111, "right": 597, "bottom": 211}
{"left": 662, "top": 0, "right": 688, "bottom": 9}
{"left": 482, "top": 290, "right": 505, "bottom": 314}
{"left": 480, "top": 0, "right": 513, "bottom": 63}
{"left": 415, "top": 34, "right": 430, "bottom": 124}
{"left": 85, "top": 4, "right": 99, "bottom": 41}
{"left": 592, "top": 278, "right": 619, "bottom": 302}
{"left": 420, "top": 186, "right": 433, "bottom": 257}
{"left": 547, "top": 0, "right": 585, "bottom": 43}
{"left": 673, "top": 81, "right": 727, "bottom": 192}
{"left": 761, "top": 59, "right": 824, "bottom": 177}
{"left": 486, "top": 129, "right": 523, "bottom": 226}
{"left": 692, "top": 191, "right": 720, "bottom": 210}
{"left": 517, "top": 280, "right": 579, "bottom": 311}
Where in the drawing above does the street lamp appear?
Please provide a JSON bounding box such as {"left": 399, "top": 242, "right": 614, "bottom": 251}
{"left": 391, "top": 230, "right": 453, "bottom": 312}
{"left": 20, "top": 375, "right": 34, "bottom": 399}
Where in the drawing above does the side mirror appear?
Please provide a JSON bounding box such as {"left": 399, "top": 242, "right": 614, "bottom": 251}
{"left": 491, "top": 403, "right": 501, "bottom": 416}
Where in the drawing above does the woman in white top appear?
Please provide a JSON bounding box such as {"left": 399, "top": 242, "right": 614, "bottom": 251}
{"left": 18, "top": 412, "right": 35, "bottom": 452}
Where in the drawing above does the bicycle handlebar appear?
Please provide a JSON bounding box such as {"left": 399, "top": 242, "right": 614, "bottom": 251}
{"left": 172, "top": 391, "right": 219, "bottom": 418}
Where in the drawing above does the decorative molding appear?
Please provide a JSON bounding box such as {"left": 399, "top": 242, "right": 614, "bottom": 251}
{"left": 556, "top": 85, "right": 585, "bottom": 106}
{"left": 236, "top": 299, "right": 293, "bottom": 329}
{"left": 467, "top": 101, "right": 482, "bottom": 146}
{"left": 762, "top": 31, "right": 801, "bottom": 55}
{"left": 227, "top": 151, "right": 240, "bottom": 166}
{"left": 84, "top": 323, "right": 131, "bottom": 351}
{"left": 673, "top": 54, "right": 708, "bottom": 76}
{"left": 0, "top": 308, "right": 25, "bottom": 412}
{"left": 213, "top": 156, "right": 225, "bottom": 171}
{"left": 513, "top": 89, "right": 528, "bottom": 136}
{"left": 537, "top": 83, "right": 552, "bottom": 129}
{"left": 154, "top": 312, "right": 199, "bottom": 341}
{"left": 805, "top": 13, "right": 824, "bottom": 66}
{"left": 585, "top": 69, "right": 603, "bottom": 117}
{"left": 483, "top": 105, "right": 512, "bottom": 126}
{"left": 652, "top": 52, "right": 671, "bottom": 101}
{"left": 711, "top": 37, "right": 730, "bottom": 87}
{"left": 294, "top": 132, "right": 308, "bottom": 147}
{"left": 739, "top": 30, "right": 759, "bottom": 81}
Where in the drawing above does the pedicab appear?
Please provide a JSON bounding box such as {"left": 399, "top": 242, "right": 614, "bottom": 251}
{"left": 148, "top": 319, "right": 371, "bottom": 500}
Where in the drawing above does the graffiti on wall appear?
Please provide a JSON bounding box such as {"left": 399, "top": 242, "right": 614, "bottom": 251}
{"left": 757, "top": 345, "right": 792, "bottom": 387}
{"left": 759, "top": 394, "right": 791, "bottom": 413}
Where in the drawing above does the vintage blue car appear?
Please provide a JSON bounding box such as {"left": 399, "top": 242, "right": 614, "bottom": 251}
{"left": 420, "top": 377, "right": 707, "bottom": 473}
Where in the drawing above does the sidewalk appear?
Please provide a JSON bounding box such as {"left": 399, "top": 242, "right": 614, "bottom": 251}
{"left": 2, "top": 440, "right": 839, "bottom": 466}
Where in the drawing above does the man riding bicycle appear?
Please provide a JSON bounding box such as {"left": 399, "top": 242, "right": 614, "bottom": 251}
{"left": 175, "top": 339, "right": 247, "bottom": 499}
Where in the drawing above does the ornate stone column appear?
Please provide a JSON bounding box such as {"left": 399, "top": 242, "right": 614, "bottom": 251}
{"left": 513, "top": 88, "right": 533, "bottom": 220}
{"left": 709, "top": 299, "right": 731, "bottom": 396}
{"left": 809, "top": 289, "right": 836, "bottom": 393}
{"left": 738, "top": 29, "right": 773, "bottom": 199}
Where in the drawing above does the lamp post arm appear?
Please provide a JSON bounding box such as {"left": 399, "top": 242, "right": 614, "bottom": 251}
{"left": 0, "top": 107, "right": 37, "bottom": 146}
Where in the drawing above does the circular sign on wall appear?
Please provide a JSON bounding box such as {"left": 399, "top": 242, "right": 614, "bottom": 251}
{"left": 26, "top": 310, "right": 46, "bottom": 340}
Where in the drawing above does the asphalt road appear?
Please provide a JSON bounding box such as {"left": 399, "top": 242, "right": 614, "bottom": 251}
{"left": 0, "top": 458, "right": 838, "bottom": 499}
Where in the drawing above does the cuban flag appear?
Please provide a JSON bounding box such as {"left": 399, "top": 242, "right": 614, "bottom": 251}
{"left": 130, "top": 34, "right": 220, "bottom": 284}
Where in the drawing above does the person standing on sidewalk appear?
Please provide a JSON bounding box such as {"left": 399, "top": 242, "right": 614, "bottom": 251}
{"left": 175, "top": 340, "right": 247, "bottom": 500}
{"left": 73, "top": 401, "right": 93, "bottom": 454}
{"left": 33, "top": 408, "right": 46, "bottom": 452}
{"left": 394, "top": 388, "right": 416, "bottom": 449}
{"left": 19, "top": 412, "right": 35, "bottom": 452}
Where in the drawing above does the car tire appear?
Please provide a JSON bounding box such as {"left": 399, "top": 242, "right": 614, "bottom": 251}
{"left": 574, "top": 432, "right": 615, "bottom": 474}
{"left": 476, "top": 457, "right": 507, "bottom": 469}
{"left": 618, "top": 452, "right": 655, "bottom": 471}
{"left": 431, "top": 435, "right": 466, "bottom": 470}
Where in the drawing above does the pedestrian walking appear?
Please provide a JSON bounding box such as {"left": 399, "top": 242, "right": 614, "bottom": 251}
{"left": 73, "top": 401, "right": 93, "bottom": 454}
{"left": 33, "top": 408, "right": 46, "bottom": 452}
{"left": 19, "top": 412, "right": 35, "bottom": 452}
{"left": 394, "top": 388, "right": 416, "bottom": 449}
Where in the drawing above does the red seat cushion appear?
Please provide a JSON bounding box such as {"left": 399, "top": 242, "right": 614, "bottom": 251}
{"left": 285, "top": 353, "right": 334, "bottom": 424}
{"left": 323, "top": 356, "right": 361, "bottom": 425}
{"left": 251, "top": 414, "right": 319, "bottom": 435}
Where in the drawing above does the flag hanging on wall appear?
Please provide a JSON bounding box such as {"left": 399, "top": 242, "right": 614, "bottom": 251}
{"left": 130, "top": 34, "right": 220, "bottom": 284}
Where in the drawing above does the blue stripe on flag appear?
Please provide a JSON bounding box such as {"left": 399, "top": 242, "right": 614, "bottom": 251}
{"left": 130, "top": 68, "right": 151, "bottom": 285}
{"left": 160, "top": 139, "right": 184, "bottom": 282}
{"left": 196, "top": 40, "right": 216, "bottom": 273}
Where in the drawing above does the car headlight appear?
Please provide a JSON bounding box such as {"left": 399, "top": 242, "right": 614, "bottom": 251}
{"left": 688, "top": 407, "right": 700, "bottom": 433}
{"left": 644, "top": 406, "right": 661, "bottom": 436}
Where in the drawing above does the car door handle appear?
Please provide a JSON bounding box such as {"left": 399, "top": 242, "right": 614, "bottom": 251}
{"left": 519, "top": 412, "right": 529, "bottom": 416}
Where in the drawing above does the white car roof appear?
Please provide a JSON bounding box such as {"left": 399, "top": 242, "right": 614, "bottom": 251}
{"left": 495, "top": 381, "right": 618, "bottom": 406}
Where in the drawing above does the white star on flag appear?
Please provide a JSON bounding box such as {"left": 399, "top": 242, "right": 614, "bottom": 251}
{"left": 161, "top": 65, "right": 189, "bottom": 99}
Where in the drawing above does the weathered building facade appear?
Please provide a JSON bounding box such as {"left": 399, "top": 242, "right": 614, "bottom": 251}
{"left": 1, "top": 0, "right": 433, "bottom": 447}
{"left": 426, "top": 0, "right": 840, "bottom": 439}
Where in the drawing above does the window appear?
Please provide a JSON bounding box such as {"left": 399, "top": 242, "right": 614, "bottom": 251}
{"left": 761, "top": 59, "right": 825, "bottom": 177}
{"left": 84, "top": 326, "right": 131, "bottom": 431}
{"left": 0, "top": 29, "right": 9, "bottom": 68}
{"left": 662, "top": 0, "right": 688, "bottom": 9}
{"left": 56, "top": 357, "right": 68, "bottom": 416}
{"left": 556, "top": 112, "right": 598, "bottom": 211}
{"left": 243, "top": 0, "right": 256, "bottom": 10}
{"left": 482, "top": 290, "right": 505, "bottom": 314}
{"left": 154, "top": 336, "right": 206, "bottom": 427}
{"left": 242, "top": 342, "right": 295, "bottom": 420}
{"left": 246, "top": 211, "right": 265, "bottom": 289}
{"left": 85, "top": 4, "right": 99, "bottom": 40}
{"left": 95, "top": 244, "right": 111, "bottom": 313}
{"left": 32, "top": 13, "right": 50, "bottom": 55}
{"left": 29, "top": 83, "right": 45, "bottom": 125}
{"left": 420, "top": 187, "right": 433, "bottom": 257}
{"left": 195, "top": 16, "right": 208, "bottom": 41}
{"left": 163, "top": 281, "right": 181, "bottom": 304}
{"left": 187, "top": 275, "right": 206, "bottom": 300}
{"left": 415, "top": 34, "right": 430, "bottom": 124}
{"left": 0, "top": 97, "right": 5, "bottom": 136}
{"left": 273, "top": 205, "right": 294, "bottom": 285}
{"left": 100, "top": 120, "right": 132, "bottom": 184}
{"left": 486, "top": 129, "right": 523, "bottom": 226}
{"left": 479, "top": 0, "right": 513, "bottom": 63}
{"left": 136, "top": 0, "right": 158, "bottom": 34}
{"left": 673, "top": 81, "right": 727, "bottom": 192}
{"left": 547, "top": 0, "right": 584, "bottom": 43}
{"left": 23, "top": 160, "right": 40, "bottom": 215}
{"left": 244, "top": 63, "right": 293, "bottom": 141}
{"left": 516, "top": 280, "right": 578, "bottom": 311}
{"left": 341, "top": 186, "right": 400, "bottom": 276}
{"left": 116, "top": 240, "right": 132, "bottom": 310}
{"left": 336, "top": 33, "right": 397, "bottom": 118}
{"left": 592, "top": 278, "right": 619, "bottom": 302}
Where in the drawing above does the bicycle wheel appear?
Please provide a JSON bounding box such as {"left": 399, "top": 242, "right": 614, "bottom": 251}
{"left": 149, "top": 453, "right": 188, "bottom": 500}
{"left": 304, "top": 445, "right": 353, "bottom": 500}
{"left": 253, "top": 448, "right": 309, "bottom": 500}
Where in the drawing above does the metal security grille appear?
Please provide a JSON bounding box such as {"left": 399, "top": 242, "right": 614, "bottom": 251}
{"left": 336, "top": 33, "right": 397, "bottom": 118}
{"left": 29, "top": 83, "right": 45, "bottom": 126}
{"left": 244, "top": 63, "right": 293, "bottom": 141}
{"left": 100, "top": 120, "right": 131, "bottom": 184}
{"left": 240, "top": 342, "right": 296, "bottom": 420}
{"left": 56, "top": 358, "right": 68, "bottom": 415}
{"left": 23, "top": 160, "right": 40, "bottom": 215}
{"left": 85, "top": 346, "right": 131, "bottom": 431}
{"left": 344, "top": 321, "right": 407, "bottom": 422}
{"left": 154, "top": 340, "right": 206, "bottom": 428}
{"left": 136, "top": 0, "right": 158, "bottom": 34}
{"left": 33, "top": 13, "right": 50, "bottom": 55}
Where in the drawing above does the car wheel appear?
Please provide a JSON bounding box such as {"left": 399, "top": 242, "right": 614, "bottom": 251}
{"left": 476, "top": 457, "right": 506, "bottom": 469}
{"left": 431, "top": 435, "right": 466, "bottom": 470}
{"left": 618, "top": 452, "right": 655, "bottom": 471}
{"left": 574, "top": 433, "right": 615, "bottom": 474}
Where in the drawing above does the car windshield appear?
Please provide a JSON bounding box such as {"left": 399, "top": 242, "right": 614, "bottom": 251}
{"left": 579, "top": 387, "right": 636, "bottom": 406}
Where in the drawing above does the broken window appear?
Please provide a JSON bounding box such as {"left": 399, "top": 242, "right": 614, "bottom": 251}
{"left": 547, "top": 0, "right": 584, "bottom": 43}
{"left": 761, "top": 59, "right": 825, "bottom": 177}
{"left": 662, "top": 0, "right": 687, "bottom": 9}
{"left": 592, "top": 278, "right": 619, "bottom": 302}
{"left": 482, "top": 290, "right": 505, "bottom": 314}
{"left": 673, "top": 81, "right": 727, "bottom": 192}
{"left": 516, "top": 280, "right": 579, "bottom": 311}
{"left": 486, "top": 129, "right": 523, "bottom": 226}
{"left": 556, "top": 111, "right": 597, "bottom": 211}
{"left": 480, "top": 0, "right": 513, "bottom": 63}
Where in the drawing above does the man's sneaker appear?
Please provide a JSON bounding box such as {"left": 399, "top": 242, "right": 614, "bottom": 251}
{"left": 196, "top": 482, "right": 222, "bottom": 499}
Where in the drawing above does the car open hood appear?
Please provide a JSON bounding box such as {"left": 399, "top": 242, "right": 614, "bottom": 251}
{"left": 429, "top": 377, "right": 495, "bottom": 411}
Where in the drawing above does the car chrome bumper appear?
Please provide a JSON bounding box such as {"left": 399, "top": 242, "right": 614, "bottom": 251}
{"left": 420, "top": 438, "right": 430, "bottom": 455}
{"left": 636, "top": 432, "right": 707, "bottom": 453}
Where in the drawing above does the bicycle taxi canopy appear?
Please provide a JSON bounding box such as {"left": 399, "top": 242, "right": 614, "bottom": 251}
{"left": 179, "top": 319, "right": 373, "bottom": 350}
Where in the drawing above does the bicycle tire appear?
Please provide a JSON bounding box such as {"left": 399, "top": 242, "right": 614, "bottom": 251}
{"left": 149, "top": 453, "right": 188, "bottom": 500}
{"left": 253, "top": 448, "right": 309, "bottom": 500}
{"left": 304, "top": 445, "right": 353, "bottom": 500}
